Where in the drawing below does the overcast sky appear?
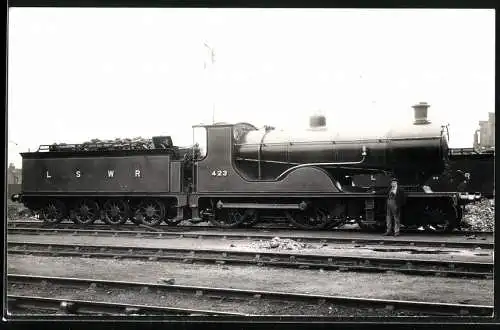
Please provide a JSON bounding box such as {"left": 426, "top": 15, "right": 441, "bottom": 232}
{"left": 7, "top": 8, "right": 495, "bottom": 168}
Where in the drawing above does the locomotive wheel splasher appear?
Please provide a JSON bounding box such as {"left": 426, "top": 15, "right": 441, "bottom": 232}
{"left": 238, "top": 209, "right": 260, "bottom": 228}
{"left": 207, "top": 200, "right": 260, "bottom": 228}
{"left": 209, "top": 208, "right": 247, "bottom": 228}
{"left": 285, "top": 207, "right": 329, "bottom": 230}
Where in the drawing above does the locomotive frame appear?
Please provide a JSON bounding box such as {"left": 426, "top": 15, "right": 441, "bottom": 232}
{"left": 15, "top": 147, "right": 188, "bottom": 226}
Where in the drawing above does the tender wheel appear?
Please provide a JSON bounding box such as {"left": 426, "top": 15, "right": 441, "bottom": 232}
{"left": 285, "top": 207, "right": 328, "bottom": 230}
{"left": 134, "top": 199, "right": 165, "bottom": 227}
{"left": 238, "top": 209, "right": 260, "bottom": 228}
{"left": 102, "top": 199, "right": 129, "bottom": 226}
{"left": 72, "top": 199, "right": 100, "bottom": 225}
{"left": 39, "top": 199, "right": 66, "bottom": 224}
{"left": 209, "top": 208, "right": 246, "bottom": 228}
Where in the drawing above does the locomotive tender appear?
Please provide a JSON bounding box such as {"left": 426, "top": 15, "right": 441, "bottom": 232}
{"left": 11, "top": 102, "right": 468, "bottom": 232}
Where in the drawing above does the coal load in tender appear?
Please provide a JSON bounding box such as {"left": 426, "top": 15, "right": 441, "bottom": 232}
{"left": 461, "top": 199, "right": 495, "bottom": 232}
{"left": 82, "top": 137, "right": 155, "bottom": 150}
{"left": 50, "top": 137, "right": 155, "bottom": 151}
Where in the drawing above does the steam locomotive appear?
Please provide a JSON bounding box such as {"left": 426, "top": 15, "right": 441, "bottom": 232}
{"left": 11, "top": 103, "right": 471, "bottom": 232}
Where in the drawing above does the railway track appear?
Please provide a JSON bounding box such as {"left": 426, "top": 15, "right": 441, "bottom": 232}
{"left": 7, "top": 226, "right": 494, "bottom": 250}
{"left": 7, "top": 242, "right": 493, "bottom": 279}
{"left": 7, "top": 274, "right": 493, "bottom": 316}
{"left": 7, "top": 219, "right": 493, "bottom": 235}
{"left": 7, "top": 295, "right": 248, "bottom": 316}
{"left": 8, "top": 219, "right": 292, "bottom": 231}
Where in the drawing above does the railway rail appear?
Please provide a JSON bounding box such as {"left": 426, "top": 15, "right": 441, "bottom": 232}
{"left": 7, "top": 242, "right": 493, "bottom": 279}
{"left": 7, "top": 295, "right": 248, "bottom": 316}
{"left": 7, "top": 274, "right": 493, "bottom": 316}
{"left": 7, "top": 219, "right": 494, "bottom": 235}
{"left": 8, "top": 219, "right": 293, "bottom": 230}
{"left": 7, "top": 226, "right": 494, "bottom": 250}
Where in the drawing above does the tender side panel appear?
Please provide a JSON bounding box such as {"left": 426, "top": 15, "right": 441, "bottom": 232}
{"left": 22, "top": 155, "right": 171, "bottom": 193}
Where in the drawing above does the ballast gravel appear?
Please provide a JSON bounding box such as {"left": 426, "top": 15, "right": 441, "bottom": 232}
{"left": 8, "top": 234, "right": 493, "bottom": 263}
{"left": 462, "top": 199, "right": 495, "bottom": 232}
{"left": 7, "top": 255, "right": 493, "bottom": 307}
{"left": 8, "top": 281, "right": 436, "bottom": 317}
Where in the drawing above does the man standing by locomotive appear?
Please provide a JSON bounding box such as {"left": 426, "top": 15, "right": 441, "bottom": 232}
{"left": 384, "top": 178, "right": 406, "bottom": 236}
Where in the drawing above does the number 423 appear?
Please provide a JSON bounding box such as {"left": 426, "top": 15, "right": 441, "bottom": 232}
{"left": 211, "top": 170, "right": 228, "bottom": 177}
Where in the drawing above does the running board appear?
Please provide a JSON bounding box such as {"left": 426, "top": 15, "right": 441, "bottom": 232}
{"left": 216, "top": 201, "right": 308, "bottom": 211}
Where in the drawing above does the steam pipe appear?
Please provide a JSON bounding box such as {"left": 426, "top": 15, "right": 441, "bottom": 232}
{"left": 236, "top": 157, "right": 390, "bottom": 175}
{"left": 275, "top": 146, "right": 367, "bottom": 181}
{"left": 236, "top": 158, "right": 300, "bottom": 165}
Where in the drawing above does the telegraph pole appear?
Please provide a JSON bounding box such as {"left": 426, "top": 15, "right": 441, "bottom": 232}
{"left": 9, "top": 140, "right": 30, "bottom": 152}
{"left": 204, "top": 42, "right": 216, "bottom": 124}
{"left": 8, "top": 141, "right": 24, "bottom": 178}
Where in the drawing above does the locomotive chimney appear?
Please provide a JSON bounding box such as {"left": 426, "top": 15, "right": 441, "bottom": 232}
{"left": 412, "top": 102, "right": 431, "bottom": 125}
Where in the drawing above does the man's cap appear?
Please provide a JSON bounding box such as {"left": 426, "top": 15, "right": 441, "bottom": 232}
{"left": 391, "top": 177, "right": 399, "bottom": 182}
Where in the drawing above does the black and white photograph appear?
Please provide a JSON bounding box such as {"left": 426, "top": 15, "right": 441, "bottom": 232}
{"left": 5, "top": 7, "right": 495, "bottom": 320}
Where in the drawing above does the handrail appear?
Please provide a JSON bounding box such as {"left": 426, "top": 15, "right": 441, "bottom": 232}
{"left": 234, "top": 136, "right": 442, "bottom": 147}
{"left": 257, "top": 128, "right": 272, "bottom": 180}
{"left": 236, "top": 158, "right": 300, "bottom": 166}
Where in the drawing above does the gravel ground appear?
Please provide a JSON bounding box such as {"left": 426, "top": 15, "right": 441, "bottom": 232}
{"left": 7, "top": 255, "right": 493, "bottom": 306}
{"left": 462, "top": 199, "right": 495, "bottom": 232}
{"left": 7, "top": 234, "right": 494, "bottom": 263}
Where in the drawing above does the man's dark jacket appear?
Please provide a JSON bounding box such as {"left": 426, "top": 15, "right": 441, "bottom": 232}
{"left": 387, "top": 186, "right": 407, "bottom": 209}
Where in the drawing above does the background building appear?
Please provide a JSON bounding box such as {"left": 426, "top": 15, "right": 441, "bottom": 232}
{"left": 8, "top": 163, "right": 22, "bottom": 184}
{"left": 7, "top": 163, "right": 22, "bottom": 197}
